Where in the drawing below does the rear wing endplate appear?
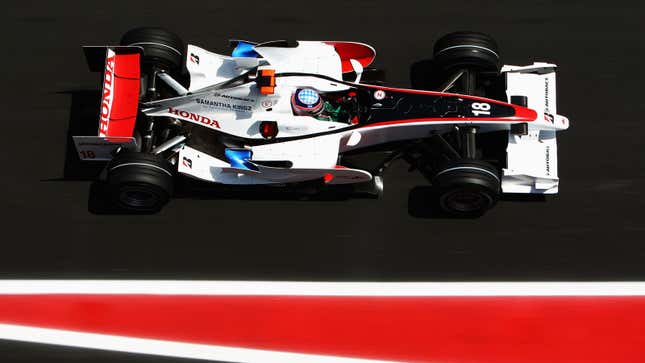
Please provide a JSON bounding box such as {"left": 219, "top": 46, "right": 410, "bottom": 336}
{"left": 72, "top": 46, "right": 142, "bottom": 161}
{"left": 82, "top": 46, "right": 142, "bottom": 138}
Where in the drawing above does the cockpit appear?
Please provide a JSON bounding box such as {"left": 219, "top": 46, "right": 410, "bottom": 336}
{"left": 290, "top": 87, "right": 360, "bottom": 124}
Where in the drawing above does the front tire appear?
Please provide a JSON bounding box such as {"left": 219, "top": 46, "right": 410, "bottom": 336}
{"left": 433, "top": 31, "right": 500, "bottom": 72}
{"left": 433, "top": 160, "right": 500, "bottom": 217}
{"left": 107, "top": 152, "right": 175, "bottom": 213}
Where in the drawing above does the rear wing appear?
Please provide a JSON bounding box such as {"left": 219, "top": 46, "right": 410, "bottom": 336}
{"left": 72, "top": 47, "right": 141, "bottom": 161}
{"left": 83, "top": 46, "right": 142, "bottom": 137}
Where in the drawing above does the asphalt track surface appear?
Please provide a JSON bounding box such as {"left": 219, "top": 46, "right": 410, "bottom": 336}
{"left": 1, "top": 0, "right": 644, "bottom": 361}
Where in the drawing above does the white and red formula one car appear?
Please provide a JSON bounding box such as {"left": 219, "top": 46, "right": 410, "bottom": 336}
{"left": 74, "top": 28, "right": 569, "bottom": 216}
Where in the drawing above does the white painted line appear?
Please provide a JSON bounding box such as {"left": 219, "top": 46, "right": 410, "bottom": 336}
{"left": 0, "top": 324, "right": 397, "bottom": 363}
{"left": 0, "top": 281, "right": 644, "bottom": 296}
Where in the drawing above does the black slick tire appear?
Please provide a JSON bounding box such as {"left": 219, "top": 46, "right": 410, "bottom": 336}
{"left": 432, "top": 160, "right": 500, "bottom": 217}
{"left": 120, "top": 27, "right": 185, "bottom": 71}
{"left": 433, "top": 31, "right": 500, "bottom": 72}
{"left": 107, "top": 152, "right": 175, "bottom": 213}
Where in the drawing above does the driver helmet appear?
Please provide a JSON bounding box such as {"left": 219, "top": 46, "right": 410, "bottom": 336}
{"left": 292, "top": 88, "right": 323, "bottom": 116}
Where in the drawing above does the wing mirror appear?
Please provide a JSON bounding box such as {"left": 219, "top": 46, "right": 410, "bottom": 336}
{"left": 350, "top": 59, "right": 363, "bottom": 83}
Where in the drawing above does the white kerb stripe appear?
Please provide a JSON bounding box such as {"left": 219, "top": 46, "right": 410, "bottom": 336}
{"left": 0, "top": 324, "right": 398, "bottom": 363}
{"left": 0, "top": 281, "right": 644, "bottom": 296}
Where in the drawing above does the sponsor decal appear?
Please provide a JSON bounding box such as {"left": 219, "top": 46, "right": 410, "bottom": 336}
{"left": 98, "top": 50, "right": 116, "bottom": 136}
{"left": 261, "top": 100, "right": 274, "bottom": 108}
{"left": 189, "top": 53, "right": 200, "bottom": 65}
{"left": 195, "top": 98, "right": 252, "bottom": 112}
{"left": 211, "top": 93, "right": 254, "bottom": 103}
{"left": 545, "top": 145, "right": 551, "bottom": 175}
{"left": 282, "top": 125, "right": 307, "bottom": 132}
{"left": 400, "top": 102, "right": 435, "bottom": 115}
{"left": 373, "top": 90, "right": 386, "bottom": 100}
{"left": 544, "top": 77, "right": 551, "bottom": 115}
{"left": 543, "top": 76, "right": 555, "bottom": 125}
{"left": 182, "top": 157, "right": 192, "bottom": 169}
{"left": 168, "top": 107, "right": 220, "bottom": 129}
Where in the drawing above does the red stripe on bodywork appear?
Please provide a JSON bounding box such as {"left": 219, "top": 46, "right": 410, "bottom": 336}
{"left": 360, "top": 113, "right": 536, "bottom": 129}
{"left": 1, "top": 295, "right": 644, "bottom": 362}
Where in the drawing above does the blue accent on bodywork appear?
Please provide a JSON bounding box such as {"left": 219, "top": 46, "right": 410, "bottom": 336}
{"left": 232, "top": 41, "right": 258, "bottom": 58}
{"left": 225, "top": 149, "right": 257, "bottom": 171}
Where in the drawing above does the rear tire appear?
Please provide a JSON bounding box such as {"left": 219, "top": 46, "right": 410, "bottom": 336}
{"left": 432, "top": 160, "right": 500, "bottom": 217}
{"left": 433, "top": 31, "right": 499, "bottom": 72}
{"left": 120, "top": 27, "right": 185, "bottom": 72}
{"left": 107, "top": 152, "right": 175, "bottom": 213}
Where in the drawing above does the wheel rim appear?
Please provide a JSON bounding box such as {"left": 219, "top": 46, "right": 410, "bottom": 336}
{"left": 118, "top": 185, "right": 161, "bottom": 209}
{"left": 441, "top": 188, "right": 492, "bottom": 213}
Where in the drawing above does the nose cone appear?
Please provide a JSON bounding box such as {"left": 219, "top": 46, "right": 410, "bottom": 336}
{"left": 556, "top": 114, "right": 570, "bottom": 130}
